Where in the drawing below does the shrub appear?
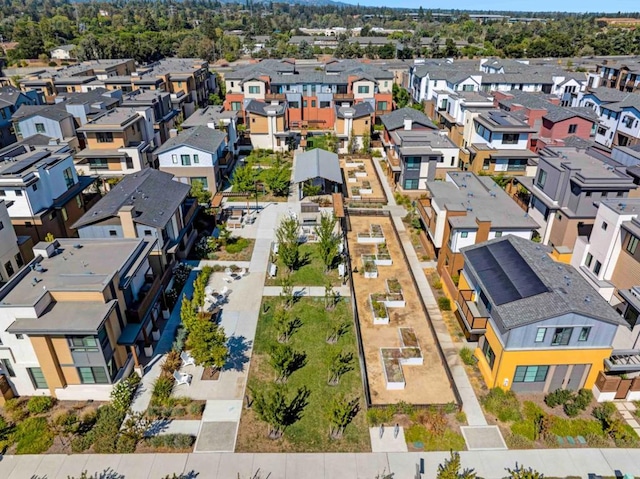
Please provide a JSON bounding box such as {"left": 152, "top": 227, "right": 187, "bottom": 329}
{"left": 172, "top": 326, "right": 188, "bottom": 352}
{"left": 79, "top": 408, "right": 98, "bottom": 430}
{"left": 366, "top": 407, "right": 393, "bottom": 426}
{"left": 116, "top": 433, "right": 138, "bottom": 453}
{"left": 70, "top": 433, "right": 93, "bottom": 453}
{"left": 545, "top": 388, "right": 573, "bottom": 408}
{"left": 459, "top": 347, "right": 475, "bottom": 366}
{"left": 609, "top": 420, "right": 639, "bottom": 447}
{"left": 110, "top": 375, "right": 141, "bottom": 413}
{"left": 593, "top": 401, "right": 617, "bottom": 424}
{"left": 455, "top": 411, "right": 467, "bottom": 424}
{"left": 13, "top": 417, "right": 54, "bottom": 454}
{"left": 188, "top": 402, "right": 204, "bottom": 416}
{"left": 4, "top": 398, "right": 28, "bottom": 422}
{"left": 548, "top": 417, "right": 605, "bottom": 438}
{"left": 563, "top": 401, "right": 582, "bottom": 418}
{"left": 225, "top": 237, "right": 250, "bottom": 254}
{"left": 522, "top": 401, "right": 545, "bottom": 421}
{"left": 162, "top": 350, "right": 182, "bottom": 375}
{"left": 574, "top": 389, "right": 593, "bottom": 410}
{"left": 173, "top": 407, "right": 186, "bottom": 417}
{"left": 505, "top": 433, "right": 536, "bottom": 449}
{"left": 90, "top": 405, "right": 126, "bottom": 453}
{"left": 431, "top": 279, "right": 443, "bottom": 290}
{"left": 27, "top": 396, "right": 55, "bottom": 414}
{"left": 584, "top": 432, "right": 610, "bottom": 448}
{"left": 151, "top": 376, "right": 175, "bottom": 405}
{"left": 481, "top": 388, "right": 522, "bottom": 422}
{"left": 437, "top": 297, "right": 451, "bottom": 311}
{"left": 147, "top": 433, "right": 195, "bottom": 449}
{"left": 511, "top": 420, "right": 536, "bottom": 441}
{"left": 404, "top": 424, "right": 466, "bottom": 451}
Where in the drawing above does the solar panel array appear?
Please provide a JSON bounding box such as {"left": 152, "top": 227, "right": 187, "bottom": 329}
{"left": 488, "top": 111, "right": 514, "bottom": 126}
{"left": 1, "top": 151, "right": 51, "bottom": 175}
{"left": 466, "top": 240, "right": 548, "bottom": 306}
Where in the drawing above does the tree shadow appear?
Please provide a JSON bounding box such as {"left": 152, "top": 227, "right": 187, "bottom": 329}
{"left": 223, "top": 335, "right": 253, "bottom": 372}
{"left": 297, "top": 251, "right": 312, "bottom": 269}
{"left": 144, "top": 418, "right": 172, "bottom": 437}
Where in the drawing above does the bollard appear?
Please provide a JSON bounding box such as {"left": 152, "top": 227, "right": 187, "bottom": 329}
{"left": 379, "top": 424, "right": 384, "bottom": 439}
{"left": 394, "top": 423, "right": 399, "bottom": 439}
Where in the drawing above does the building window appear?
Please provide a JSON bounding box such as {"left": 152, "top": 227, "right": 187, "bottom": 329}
{"left": 144, "top": 229, "right": 152, "bottom": 236}
{"left": 125, "top": 157, "right": 134, "bottom": 169}
{"left": 171, "top": 154, "right": 178, "bottom": 164}
{"left": 70, "top": 336, "right": 99, "bottom": 352}
{"left": 230, "top": 102, "right": 241, "bottom": 111}
{"left": 303, "top": 100, "right": 308, "bottom": 108}
{"left": 585, "top": 253, "right": 593, "bottom": 267}
{"left": 460, "top": 231, "right": 468, "bottom": 238}
{"left": 377, "top": 101, "right": 388, "bottom": 110}
{"left": 33, "top": 183, "right": 38, "bottom": 191}
{"left": 578, "top": 327, "right": 591, "bottom": 341}
{"left": 535, "top": 328, "right": 546, "bottom": 342}
{"left": 61, "top": 207, "right": 68, "bottom": 221}
{"left": 96, "top": 132, "right": 114, "bottom": 143}
{"left": 248, "top": 86, "right": 260, "bottom": 94}
{"left": 551, "top": 327, "right": 572, "bottom": 346}
{"left": 601, "top": 222, "right": 608, "bottom": 231}
{"left": 568, "top": 124, "right": 578, "bottom": 134}
{"left": 403, "top": 179, "right": 418, "bottom": 189}
{"left": 15, "top": 334, "right": 24, "bottom": 340}
{"left": 495, "top": 231, "right": 502, "bottom": 237}
{"left": 35, "top": 123, "right": 45, "bottom": 133}
{"left": 1, "top": 358, "right": 15, "bottom": 377}
{"left": 311, "top": 100, "right": 316, "bottom": 107}
{"left": 27, "top": 367, "right": 48, "bottom": 389}
{"left": 594, "top": 260, "right": 602, "bottom": 275}
{"left": 0, "top": 189, "right": 4, "bottom": 196}
{"left": 586, "top": 191, "right": 592, "bottom": 197}
{"left": 193, "top": 154, "right": 199, "bottom": 164}
{"left": 627, "top": 236, "right": 639, "bottom": 255}
{"left": 482, "top": 340, "right": 495, "bottom": 369}
{"left": 15, "top": 253, "right": 23, "bottom": 268}
{"left": 88, "top": 158, "right": 109, "bottom": 170}
{"left": 514, "top": 365, "right": 549, "bottom": 383}
{"left": 78, "top": 366, "right": 109, "bottom": 384}
{"left": 180, "top": 155, "right": 191, "bottom": 166}
{"left": 76, "top": 195, "right": 83, "bottom": 209}
{"left": 109, "top": 230, "right": 117, "bottom": 237}
{"left": 405, "top": 156, "right": 420, "bottom": 170}
{"left": 289, "top": 101, "right": 299, "bottom": 109}
{"left": 319, "top": 101, "right": 331, "bottom": 108}
{"left": 15, "top": 190, "right": 22, "bottom": 197}
{"left": 536, "top": 169, "right": 547, "bottom": 188}
{"left": 357, "top": 85, "right": 370, "bottom": 94}
{"left": 482, "top": 159, "right": 490, "bottom": 170}
{"left": 502, "top": 133, "right": 519, "bottom": 145}
{"left": 4, "top": 261, "right": 14, "bottom": 278}
{"left": 63, "top": 167, "right": 74, "bottom": 189}
{"left": 192, "top": 177, "right": 209, "bottom": 190}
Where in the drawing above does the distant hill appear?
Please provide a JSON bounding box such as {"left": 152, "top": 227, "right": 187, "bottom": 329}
{"left": 220, "top": 0, "right": 352, "bottom": 7}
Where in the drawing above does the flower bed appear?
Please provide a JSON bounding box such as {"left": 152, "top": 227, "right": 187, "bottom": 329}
{"left": 371, "top": 296, "right": 389, "bottom": 325}
{"left": 347, "top": 170, "right": 357, "bottom": 183}
{"left": 345, "top": 160, "right": 364, "bottom": 168}
{"left": 387, "top": 278, "right": 402, "bottom": 294}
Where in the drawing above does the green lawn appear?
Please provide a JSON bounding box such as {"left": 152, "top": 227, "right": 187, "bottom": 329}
{"left": 236, "top": 297, "right": 370, "bottom": 452}
{"left": 265, "top": 243, "right": 341, "bottom": 286}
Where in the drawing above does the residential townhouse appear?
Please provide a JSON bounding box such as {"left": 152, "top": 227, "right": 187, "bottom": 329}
{"left": 333, "top": 102, "right": 374, "bottom": 154}
{"left": 410, "top": 61, "right": 482, "bottom": 105}
{"left": 0, "top": 86, "right": 43, "bottom": 148}
{"left": 578, "top": 88, "right": 640, "bottom": 148}
{"left": 223, "top": 59, "right": 393, "bottom": 129}
{"left": 462, "top": 110, "right": 538, "bottom": 176}
{"left": 74, "top": 108, "right": 155, "bottom": 179}
{"left": 494, "top": 90, "right": 598, "bottom": 152}
{"left": 50, "top": 45, "right": 76, "bottom": 60}
{"left": 0, "top": 200, "right": 33, "bottom": 285}
{"left": 387, "top": 130, "right": 459, "bottom": 188}
{"left": 0, "top": 237, "right": 170, "bottom": 402}
{"left": 465, "top": 235, "right": 628, "bottom": 393}
{"left": 155, "top": 126, "right": 229, "bottom": 194}
{"left": 121, "top": 89, "right": 179, "bottom": 145}
{"left": 72, "top": 168, "right": 198, "bottom": 275}
{"left": 181, "top": 105, "right": 240, "bottom": 157}
{"left": 0, "top": 143, "right": 99, "bottom": 243}
{"left": 244, "top": 100, "right": 288, "bottom": 152}
{"left": 417, "top": 172, "right": 538, "bottom": 328}
{"left": 588, "top": 60, "right": 640, "bottom": 93}
{"left": 517, "top": 147, "right": 637, "bottom": 252}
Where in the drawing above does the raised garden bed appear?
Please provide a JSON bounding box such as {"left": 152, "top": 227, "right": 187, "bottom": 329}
{"left": 362, "top": 258, "right": 378, "bottom": 279}
{"left": 399, "top": 327, "right": 419, "bottom": 348}
{"left": 370, "top": 295, "right": 390, "bottom": 325}
{"left": 345, "top": 160, "right": 364, "bottom": 168}
{"left": 357, "top": 224, "right": 385, "bottom": 244}
{"left": 381, "top": 349, "right": 405, "bottom": 390}
{"left": 401, "top": 347, "right": 423, "bottom": 366}
{"left": 387, "top": 278, "right": 402, "bottom": 294}
{"left": 375, "top": 243, "right": 392, "bottom": 265}
{"left": 347, "top": 170, "right": 357, "bottom": 183}
{"left": 350, "top": 186, "right": 361, "bottom": 199}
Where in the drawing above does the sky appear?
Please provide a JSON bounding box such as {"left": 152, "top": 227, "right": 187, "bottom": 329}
{"left": 353, "top": 0, "right": 640, "bottom": 14}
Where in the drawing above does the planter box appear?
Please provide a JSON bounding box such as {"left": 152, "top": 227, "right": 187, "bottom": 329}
{"left": 144, "top": 345, "right": 154, "bottom": 357}
{"left": 399, "top": 327, "right": 419, "bottom": 348}
{"left": 370, "top": 295, "right": 389, "bottom": 325}
{"left": 152, "top": 330, "right": 161, "bottom": 341}
{"left": 359, "top": 188, "right": 373, "bottom": 195}
{"left": 384, "top": 295, "right": 405, "bottom": 308}
{"left": 381, "top": 351, "right": 405, "bottom": 390}
{"left": 348, "top": 177, "right": 358, "bottom": 183}
{"left": 355, "top": 171, "right": 367, "bottom": 178}
{"left": 374, "top": 256, "right": 392, "bottom": 266}
{"left": 345, "top": 161, "right": 364, "bottom": 167}
{"left": 357, "top": 235, "right": 385, "bottom": 244}
{"left": 364, "top": 270, "right": 378, "bottom": 279}
{"left": 351, "top": 194, "right": 362, "bottom": 200}
{"left": 400, "top": 347, "right": 423, "bottom": 366}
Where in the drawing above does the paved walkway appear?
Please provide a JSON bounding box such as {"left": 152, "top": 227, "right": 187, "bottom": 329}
{"left": 262, "top": 285, "right": 351, "bottom": 297}
{"left": 371, "top": 157, "right": 396, "bottom": 206}
{"left": 3, "top": 449, "right": 640, "bottom": 479}
{"left": 615, "top": 402, "right": 640, "bottom": 436}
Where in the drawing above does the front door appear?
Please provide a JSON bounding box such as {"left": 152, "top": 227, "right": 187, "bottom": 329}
{"left": 548, "top": 365, "right": 568, "bottom": 392}
{"left": 566, "top": 364, "right": 589, "bottom": 391}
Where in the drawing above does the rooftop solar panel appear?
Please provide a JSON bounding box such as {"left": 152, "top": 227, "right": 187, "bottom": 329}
{"left": 466, "top": 240, "right": 548, "bottom": 305}
{"left": 1, "top": 151, "right": 50, "bottom": 175}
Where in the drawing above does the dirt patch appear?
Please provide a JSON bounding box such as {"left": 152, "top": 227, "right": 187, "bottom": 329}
{"left": 200, "top": 368, "right": 221, "bottom": 381}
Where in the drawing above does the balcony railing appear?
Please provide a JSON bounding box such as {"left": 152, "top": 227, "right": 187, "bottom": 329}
{"left": 125, "top": 266, "right": 171, "bottom": 323}
{"left": 455, "top": 289, "right": 488, "bottom": 333}
{"left": 265, "top": 93, "right": 285, "bottom": 101}
{"left": 334, "top": 93, "right": 354, "bottom": 101}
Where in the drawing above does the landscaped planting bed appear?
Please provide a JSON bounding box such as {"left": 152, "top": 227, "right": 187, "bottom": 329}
{"left": 381, "top": 349, "right": 406, "bottom": 390}
{"left": 236, "top": 297, "right": 369, "bottom": 452}
{"left": 265, "top": 243, "right": 340, "bottom": 286}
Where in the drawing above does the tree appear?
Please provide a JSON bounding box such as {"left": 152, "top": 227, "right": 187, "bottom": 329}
{"left": 361, "top": 129, "right": 371, "bottom": 155}
{"left": 437, "top": 451, "right": 476, "bottom": 479}
{"left": 326, "top": 394, "right": 359, "bottom": 439}
{"left": 411, "top": 101, "right": 425, "bottom": 113}
{"left": 315, "top": 213, "right": 339, "bottom": 273}
{"left": 327, "top": 351, "right": 354, "bottom": 385}
{"left": 190, "top": 180, "right": 212, "bottom": 207}
{"left": 505, "top": 464, "right": 543, "bottom": 479}
{"left": 279, "top": 274, "right": 295, "bottom": 310}
{"left": 50, "top": 411, "right": 79, "bottom": 446}
{"left": 180, "top": 295, "right": 198, "bottom": 332}
{"left": 347, "top": 128, "right": 357, "bottom": 155}
{"left": 250, "top": 384, "right": 310, "bottom": 439}
{"left": 276, "top": 217, "right": 300, "bottom": 272}
{"left": 272, "top": 307, "right": 301, "bottom": 343}
{"left": 189, "top": 320, "right": 228, "bottom": 375}
{"left": 232, "top": 164, "right": 258, "bottom": 193}
{"left": 263, "top": 164, "right": 290, "bottom": 197}
{"left": 326, "top": 319, "right": 349, "bottom": 344}
{"left": 268, "top": 343, "right": 306, "bottom": 382}
{"left": 302, "top": 182, "right": 322, "bottom": 198}
{"left": 323, "top": 132, "right": 339, "bottom": 153}
{"left": 393, "top": 83, "right": 411, "bottom": 109}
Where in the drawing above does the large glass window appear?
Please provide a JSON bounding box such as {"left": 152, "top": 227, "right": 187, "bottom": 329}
{"left": 502, "top": 133, "right": 519, "bottom": 144}
{"left": 27, "top": 367, "right": 48, "bottom": 389}
{"left": 88, "top": 158, "right": 109, "bottom": 170}
{"left": 403, "top": 179, "right": 418, "bottom": 190}
{"left": 96, "top": 132, "right": 113, "bottom": 143}
{"left": 551, "top": 327, "right": 572, "bottom": 346}
{"left": 627, "top": 235, "right": 639, "bottom": 255}
{"left": 180, "top": 155, "right": 191, "bottom": 166}
{"left": 357, "top": 85, "right": 370, "bottom": 94}
{"left": 535, "top": 328, "right": 546, "bottom": 343}
{"left": 536, "top": 169, "right": 547, "bottom": 188}
{"left": 248, "top": 86, "right": 260, "bottom": 94}
{"left": 63, "top": 167, "right": 74, "bottom": 189}
{"left": 78, "top": 367, "right": 109, "bottom": 384}
{"left": 514, "top": 365, "right": 549, "bottom": 383}
{"left": 482, "top": 340, "right": 495, "bottom": 369}
{"left": 35, "top": 123, "right": 46, "bottom": 133}
{"left": 230, "top": 102, "right": 242, "bottom": 111}
{"left": 1, "top": 358, "right": 15, "bottom": 377}
{"left": 69, "top": 336, "right": 99, "bottom": 352}
{"left": 578, "top": 327, "right": 591, "bottom": 342}
{"left": 377, "top": 101, "right": 388, "bottom": 111}
{"left": 405, "top": 156, "right": 421, "bottom": 170}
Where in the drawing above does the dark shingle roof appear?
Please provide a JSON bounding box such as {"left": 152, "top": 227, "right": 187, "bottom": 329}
{"left": 155, "top": 126, "right": 226, "bottom": 155}
{"left": 12, "top": 104, "right": 72, "bottom": 122}
{"left": 72, "top": 169, "right": 190, "bottom": 229}
{"left": 380, "top": 107, "right": 437, "bottom": 131}
{"left": 244, "top": 99, "right": 285, "bottom": 116}
{"left": 462, "top": 235, "right": 625, "bottom": 331}
{"left": 335, "top": 102, "right": 373, "bottom": 119}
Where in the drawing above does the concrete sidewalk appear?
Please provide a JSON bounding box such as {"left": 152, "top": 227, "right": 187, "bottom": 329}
{"left": 262, "top": 285, "right": 351, "bottom": 297}
{"left": 2, "top": 449, "right": 640, "bottom": 479}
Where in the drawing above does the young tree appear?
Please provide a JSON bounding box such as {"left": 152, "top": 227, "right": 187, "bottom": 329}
{"left": 268, "top": 343, "right": 306, "bottom": 382}
{"left": 324, "top": 132, "right": 338, "bottom": 153}
{"left": 361, "top": 129, "right": 371, "bottom": 155}
{"left": 232, "top": 164, "right": 258, "bottom": 193}
{"left": 327, "top": 351, "right": 354, "bottom": 385}
{"left": 273, "top": 307, "right": 301, "bottom": 343}
{"left": 347, "top": 128, "right": 357, "bottom": 154}
{"left": 437, "top": 451, "right": 476, "bottom": 479}
{"left": 279, "top": 274, "right": 295, "bottom": 310}
{"left": 326, "top": 319, "right": 349, "bottom": 344}
{"left": 180, "top": 295, "right": 198, "bottom": 332}
{"left": 326, "top": 394, "right": 359, "bottom": 439}
{"left": 190, "top": 180, "right": 212, "bottom": 207}
{"left": 49, "top": 410, "right": 79, "bottom": 446}
{"left": 315, "top": 213, "right": 340, "bottom": 273}
{"left": 189, "top": 320, "right": 228, "bottom": 376}
{"left": 250, "top": 384, "right": 310, "bottom": 439}
{"left": 302, "top": 181, "right": 322, "bottom": 198}
{"left": 323, "top": 282, "right": 335, "bottom": 311}
{"left": 276, "top": 217, "right": 300, "bottom": 272}
{"left": 505, "top": 464, "right": 543, "bottom": 479}
{"left": 263, "top": 164, "right": 290, "bottom": 197}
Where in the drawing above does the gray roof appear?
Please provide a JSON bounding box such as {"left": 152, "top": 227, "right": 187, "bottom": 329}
{"left": 293, "top": 148, "right": 342, "bottom": 184}
{"left": 462, "top": 235, "right": 626, "bottom": 331}
{"left": 426, "top": 172, "right": 539, "bottom": 230}
{"left": 155, "top": 126, "right": 226, "bottom": 155}
{"left": 181, "top": 106, "right": 238, "bottom": 128}
{"left": 0, "top": 86, "right": 30, "bottom": 108}
{"left": 12, "top": 104, "right": 72, "bottom": 122}
{"left": 72, "top": 169, "right": 190, "bottom": 229}
{"left": 335, "top": 102, "right": 373, "bottom": 119}
{"left": 245, "top": 99, "right": 285, "bottom": 116}
{"left": 51, "top": 44, "right": 76, "bottom": 52}
{"left": 380, "top": 107, "right": 437, "bottom": 131}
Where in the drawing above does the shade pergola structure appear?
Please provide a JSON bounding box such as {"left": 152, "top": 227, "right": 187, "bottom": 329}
{"left": 293, "top": 148, "right": 343, "bottom": 200}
